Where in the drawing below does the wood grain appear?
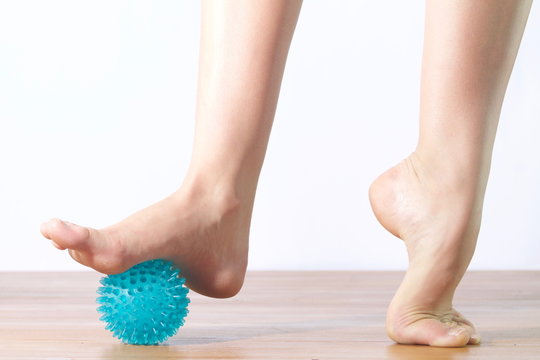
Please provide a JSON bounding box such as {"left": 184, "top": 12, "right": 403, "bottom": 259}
{"left": 0, "top": 271, "right": 538, "bottom": 359}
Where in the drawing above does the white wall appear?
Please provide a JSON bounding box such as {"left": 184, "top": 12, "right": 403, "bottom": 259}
{"left": 0, "top": 1, "right": 538, "bottom": 271}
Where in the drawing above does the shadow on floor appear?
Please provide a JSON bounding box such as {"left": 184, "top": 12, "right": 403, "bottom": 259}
{"left": 100, "top": 315, "right": 384, "bottom": 359}
{"left": 386, "top": 344, "right": 471, "bottom": 360}
{"left": 170, "top": 314, "right": 383, "bottom": 345}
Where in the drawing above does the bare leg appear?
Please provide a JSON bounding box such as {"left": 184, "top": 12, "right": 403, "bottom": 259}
{"left": 370, "top": 0, "right": 531, "bottom": 347}
{"left": 41, "top": 0, "right": 302, "bottom": 298}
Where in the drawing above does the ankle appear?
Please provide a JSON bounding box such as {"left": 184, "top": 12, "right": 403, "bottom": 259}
{"left": 178, "top": 171, "right": 242, "bottom": 217}
{"left": 408, "top": 150, "right": 484, "bottom": 196}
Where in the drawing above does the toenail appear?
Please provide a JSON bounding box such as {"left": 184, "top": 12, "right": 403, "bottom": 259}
{"left": 64, "top": 220, "right": 77, "bottom": 228}
{"left": 448, "top": 327, "right": 466, "bottom": 337}
{"left": 470, "top": 334, "right": 481, "bottom": 343}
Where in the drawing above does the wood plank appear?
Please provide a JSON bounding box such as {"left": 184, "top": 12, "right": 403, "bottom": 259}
{"left": 0, "top": 271, "right": 538, "bottom": 359}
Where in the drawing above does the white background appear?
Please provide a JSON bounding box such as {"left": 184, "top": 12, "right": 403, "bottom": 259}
{"left": 0, "top": 1, "right": 538, "bottom": 271}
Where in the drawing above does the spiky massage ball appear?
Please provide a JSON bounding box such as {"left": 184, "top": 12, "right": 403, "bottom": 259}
{"left": 96, "top": 259, "right": 190, "bottom": 345}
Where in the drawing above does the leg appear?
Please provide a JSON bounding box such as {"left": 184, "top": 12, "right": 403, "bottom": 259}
{"left": 370, "top": 0, "right": 531, "bottom": 347}
{"left": 40, "top": 0, "right": 303, "bottom": 298}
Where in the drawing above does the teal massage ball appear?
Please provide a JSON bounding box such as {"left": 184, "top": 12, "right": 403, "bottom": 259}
{"left": 96, "top": 259, "right": 190, "bottom": 345}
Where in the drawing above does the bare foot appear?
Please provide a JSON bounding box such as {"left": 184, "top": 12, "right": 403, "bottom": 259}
{"left": 369, "top": 153, "right": 482, "bottom": 347}
{"left": 41, "top": 181, "right": 251, "bottom": 298}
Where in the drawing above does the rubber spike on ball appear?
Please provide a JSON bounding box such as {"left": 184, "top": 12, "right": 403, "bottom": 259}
{"left": 96, "top": 259, "right": 190, "bottom": 345}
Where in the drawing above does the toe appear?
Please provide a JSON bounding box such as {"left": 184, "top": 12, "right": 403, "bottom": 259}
{"left": 50, "top": 240, "right": 66, "bottom": 250}
{"left": 391, "top": 317, "right": 474, "bottom": 347}
{"left": 468, "top": 333, "right": 481, "bottom": 345}
{"left": 430, "top": 327, "right": 471, "bottom": 347}
{"left": 40, "top": 218, "right": 90, "bottom": 251}
{"left": 40, "top": 220, "right": 54, "bottom": 240}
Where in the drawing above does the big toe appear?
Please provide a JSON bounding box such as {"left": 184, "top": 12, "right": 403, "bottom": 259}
{"left": 430, "top": 327, "right": 472, "bottom": 347}
{"left": 392, "top": 318, "right": 477, "bottom": 347}
{"left": 40, "top": 218, "right": 90, "bottom": 250}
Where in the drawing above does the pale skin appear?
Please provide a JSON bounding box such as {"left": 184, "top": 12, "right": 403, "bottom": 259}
{"left": 370, "top": 0, "right": 532, "bottom": 347}
{"left": 40, "top": 0, "right": 532, "bottom": 347}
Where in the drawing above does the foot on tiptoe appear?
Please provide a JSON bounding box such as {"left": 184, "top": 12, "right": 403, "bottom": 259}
{"left": 369, "top": 153, "right": 482, "bottom": 347}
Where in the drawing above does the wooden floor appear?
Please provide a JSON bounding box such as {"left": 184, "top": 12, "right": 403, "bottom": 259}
{"left": 0, "top": 271, "right": 538, "bottom": 360}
